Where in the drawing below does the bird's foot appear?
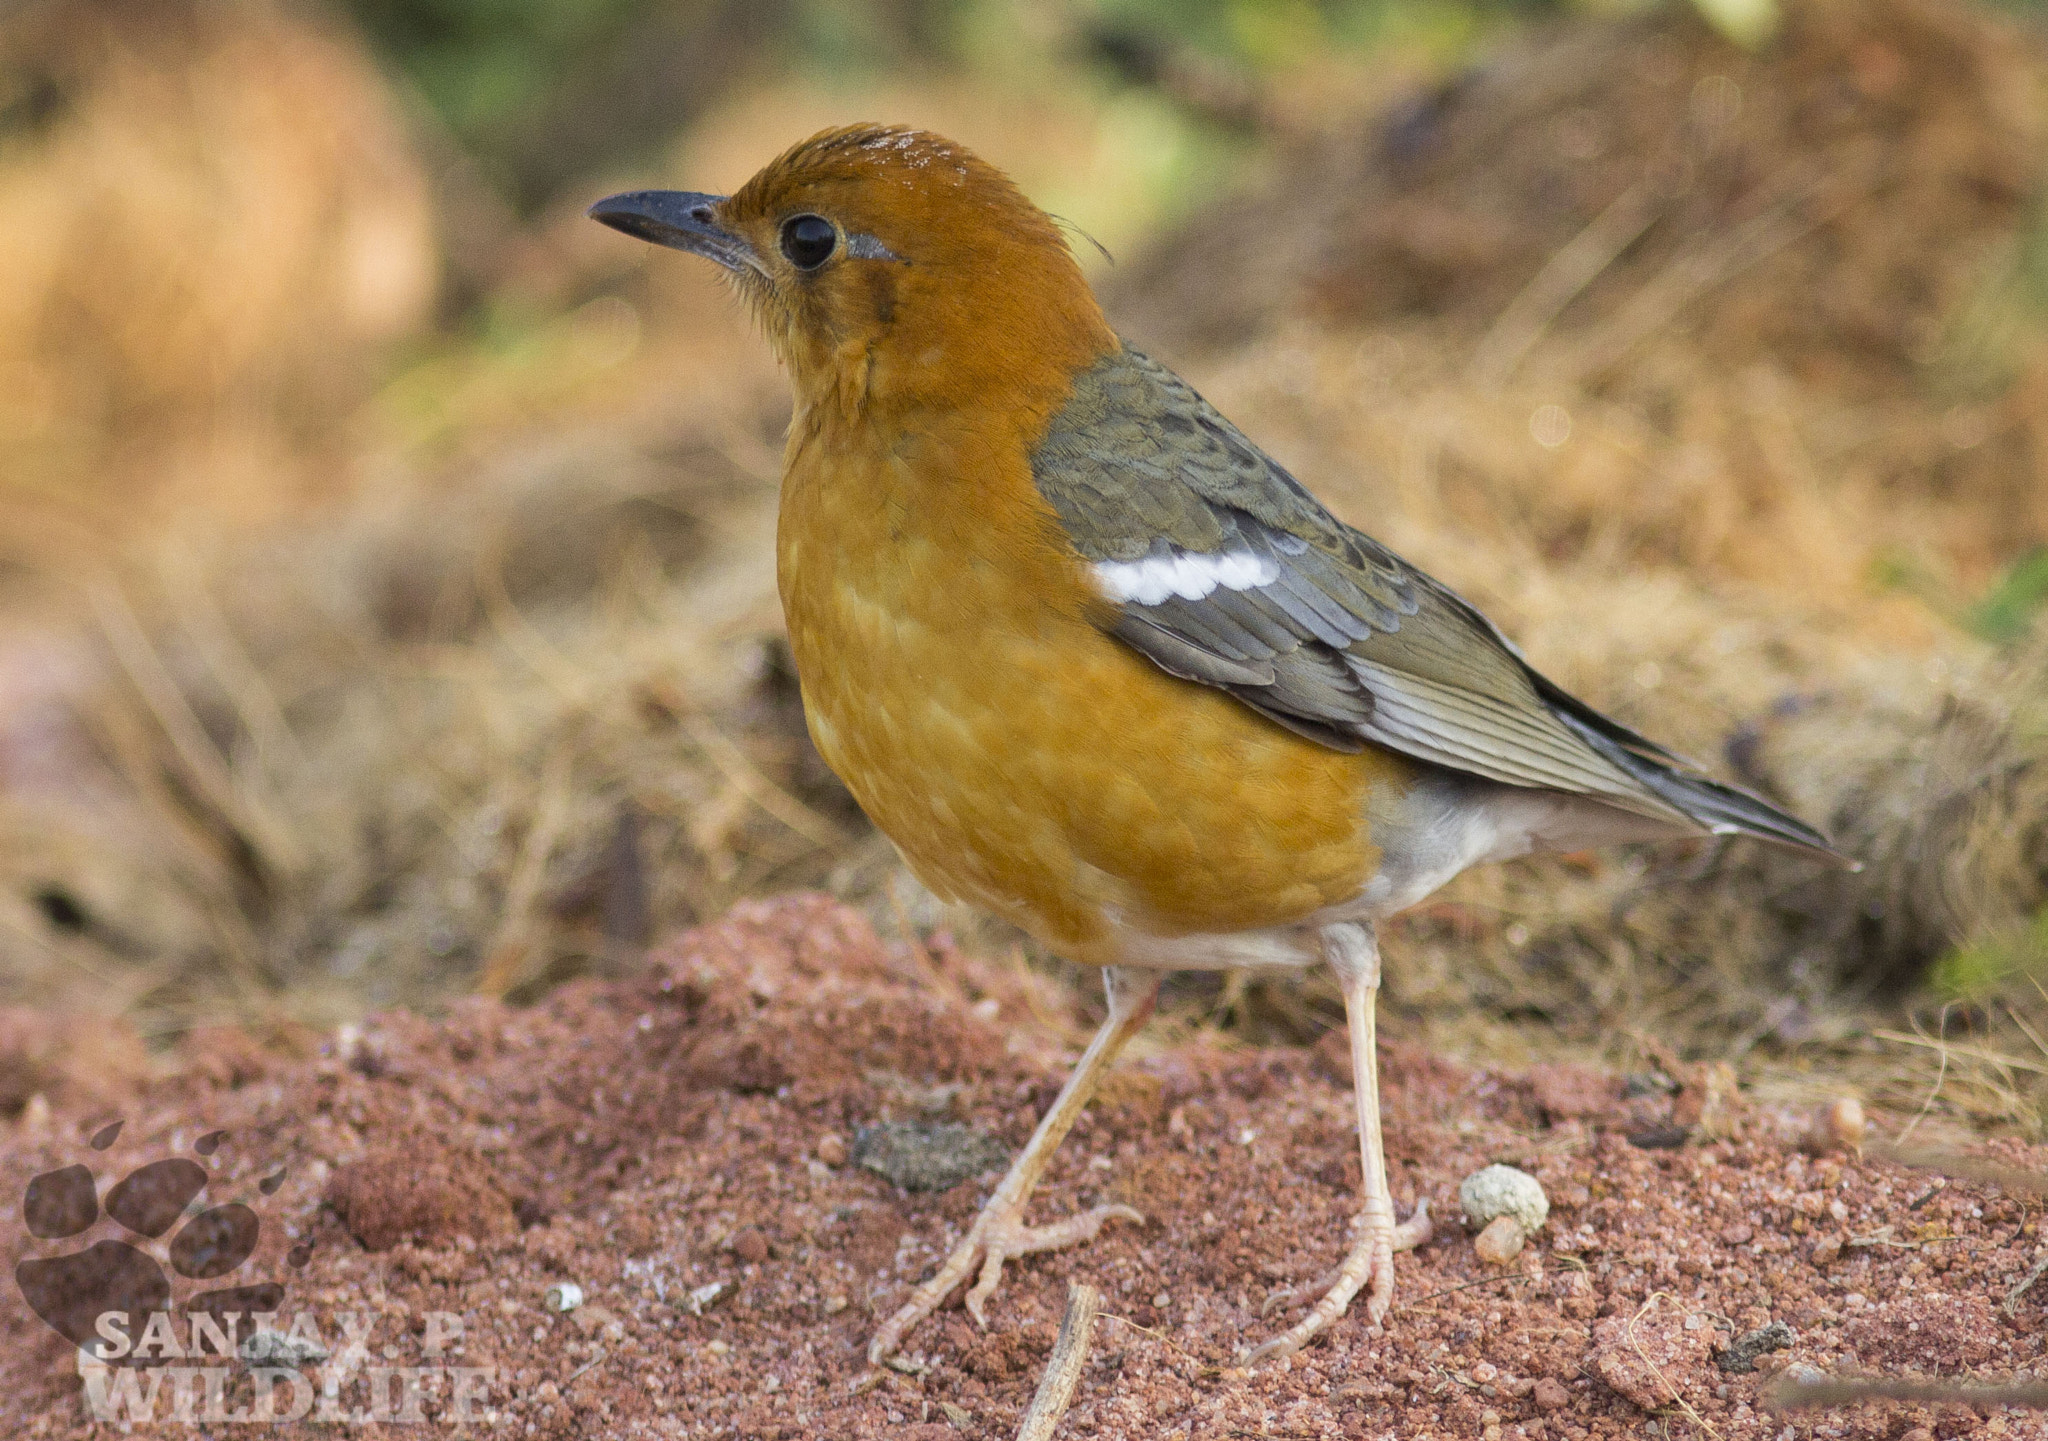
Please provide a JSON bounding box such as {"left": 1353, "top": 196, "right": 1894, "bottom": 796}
{"left": 1242, "top": 1198, "right": 1431, "bottom": 1366}
{"left": 867, "top": 1196, "right": 1143, "bottom": 1365}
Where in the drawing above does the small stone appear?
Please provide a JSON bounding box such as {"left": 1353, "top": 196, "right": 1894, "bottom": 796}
{"left": 1810, "top": 1233, "right": 1842, "bottom": 1267}
{"left": 1459, "top": 1164, "right": 1549, "bottom": 1234}
{"left": 1716, "top": 1321, "right": 1795, "bottom": 1373}
{"left": 241, "top": 1327, "right": 329, "bottom": 1366}
{"left": 852, "top": 1122, "right": 1008, "bottom": 1192}
{"left": 1532, "top": 1378, "right": 1569, "bottom": 1411}
{"left": 816, "top": 1133, "right": 848, "bottom": 1167}
{"left": 1474, "top": 1215, "right": 1525, "bottom": 1264}
{"left": 1801, "top": 1097, "right": 1864, "bottom": 1155}
{"left": 731, "top": 1227, "right": 769, "bottom": 1264}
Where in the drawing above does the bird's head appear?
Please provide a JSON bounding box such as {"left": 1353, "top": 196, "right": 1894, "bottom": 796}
{"left": 589, "top": 125, "right": 1116, "bottom": 420}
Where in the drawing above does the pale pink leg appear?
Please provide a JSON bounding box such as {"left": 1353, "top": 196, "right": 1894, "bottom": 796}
{"left": 868, "top": 966, "right": 1159, "bottom": 1365}
{"left": 1245, "top": 922, "right": 1430, "bottom": 1365}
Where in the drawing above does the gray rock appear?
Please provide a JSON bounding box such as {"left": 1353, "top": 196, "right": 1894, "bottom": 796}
{"left": 852, "top": 1122, "right": 1008, "bottom": 1193}
{"left": 240, "top": 1328, "right": 329, "bottom": 1367}
{"left": 1716, "top": 1321, "right": 1796, "bottom": 1373}
{"left": 1458, "top": 1163, "right": 1549, "bottom": 1233}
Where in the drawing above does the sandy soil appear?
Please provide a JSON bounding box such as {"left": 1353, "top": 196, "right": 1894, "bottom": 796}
{"left": 2, "top": 894, "right": 2043, "bottom": 1439}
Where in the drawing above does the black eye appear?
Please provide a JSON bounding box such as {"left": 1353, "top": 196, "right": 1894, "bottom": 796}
{"left": 780, "top": 214, "right": 836, "bottom": 270}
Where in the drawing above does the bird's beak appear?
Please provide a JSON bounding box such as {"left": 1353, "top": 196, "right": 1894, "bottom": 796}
{"left": 587, "top": 190, "right": 758, "bottom": 273}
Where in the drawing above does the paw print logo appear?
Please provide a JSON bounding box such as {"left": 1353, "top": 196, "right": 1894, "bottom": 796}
{"left": 13, "top": 1122, "right": 304, "bottom": 1360}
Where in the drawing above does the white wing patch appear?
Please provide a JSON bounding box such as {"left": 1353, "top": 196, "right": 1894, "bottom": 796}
{"left": 1092, "top": 549, "right": 1280, "bottom": 606}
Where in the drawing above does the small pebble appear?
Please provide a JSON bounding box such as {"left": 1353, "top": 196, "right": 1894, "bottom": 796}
{"left": 731, "top": 1227, "right": 769, "bottom": 1264}
{"left": 1802, "top": 1096, "right": 1864, "bottom": 1154}
{"left": 1460, "top": 1164, "right": 1549, "bottom": 1234}
{"left": 1532, "top": 1378, "right": 1569, "bottom": 1411}
{"left": 851, "top": 1121, "right": 1008, "bottom": 1192}
{"left": 816, "top": 1133, "right": 848, "bottom": 1167}
{"left": 1718, "top": 1321, "right": 1796, "bottom": 1374}
{"left": 1474, "top": 1214, "right": 1525, "bottom": 1264}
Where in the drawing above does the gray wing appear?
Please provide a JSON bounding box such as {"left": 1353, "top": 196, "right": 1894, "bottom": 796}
{"left": 1032, "top": 345, "right": 1841, "bottom": 856}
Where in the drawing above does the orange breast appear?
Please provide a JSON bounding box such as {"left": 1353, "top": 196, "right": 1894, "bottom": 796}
{"left": 777, "top": 405, "right": 1414, "bottom": 964}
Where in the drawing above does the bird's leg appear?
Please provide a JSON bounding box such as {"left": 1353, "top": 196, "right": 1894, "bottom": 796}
{"left": 868, "top": 965, "right": 1160, "bottom": 1365}
{"left": 1245, "top": 922, "right": 1431, "bottom": 1365}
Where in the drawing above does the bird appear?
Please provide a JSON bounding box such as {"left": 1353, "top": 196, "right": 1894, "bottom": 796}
{"left": 589, "top": 124, "right": 1847, "bottom": 1366}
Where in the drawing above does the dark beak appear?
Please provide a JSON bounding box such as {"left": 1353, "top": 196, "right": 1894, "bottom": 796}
{"left": 587, "top": 190, "right": 757, "bottom": 273}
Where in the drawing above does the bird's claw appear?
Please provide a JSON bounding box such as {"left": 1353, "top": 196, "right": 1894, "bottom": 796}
{"left": 868, "top": 1200, "right": 1143, "bottom": 1364}
{"left": 1242, "top": 1198, "right": 1431, "bottom": 1366}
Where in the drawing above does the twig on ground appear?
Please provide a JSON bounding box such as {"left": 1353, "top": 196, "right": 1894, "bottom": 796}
{"left": 562, "top": 1347, "right": 608, "bottom": 1389}
{"left": 1016, "top": 1282, "right": 1102, "bottom": 1441}
{"left": 2005, "top": 1254, "right": 2048, "bottom": 1316}
{"left": 1906, "top": 1179, "right": 1947, "bottom": 1210}
{"left": 1867, "top": 1145, "right": 2048, "bottom": 1198}
{"left": 1624, "top": 1294, "right": 1723, "bottom": 1441}
{"left": 1095, "top": 1312, "right": 1204, "bottom": 1369}
{"left": 1767, "top": 1373, "right": 2048, "bottom": 1411}
{"left": 1397, "top": 1272, "right": 1538, "bottom": 1311}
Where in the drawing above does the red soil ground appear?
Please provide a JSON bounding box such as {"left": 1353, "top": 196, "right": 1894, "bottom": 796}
{"left": 1, "top": 894, "right": 2042, "bottom": 1439}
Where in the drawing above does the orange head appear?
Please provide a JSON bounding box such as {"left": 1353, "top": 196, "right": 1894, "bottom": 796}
{"left": 589, "top": 125, "right": 1117, "bottom": 420}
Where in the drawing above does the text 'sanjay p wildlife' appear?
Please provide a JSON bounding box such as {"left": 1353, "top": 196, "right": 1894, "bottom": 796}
{"left": 589, "top": 125, "right": 1845, "bottom": 1366}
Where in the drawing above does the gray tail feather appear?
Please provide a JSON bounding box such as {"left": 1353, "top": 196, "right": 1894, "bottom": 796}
{"left": 1540, "top": 683, "right": 1852, "bottom": 867}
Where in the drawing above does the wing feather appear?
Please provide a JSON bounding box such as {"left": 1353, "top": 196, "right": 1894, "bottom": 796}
{"left": 1031, "top": 344, "right": 1843, "bottom": 858}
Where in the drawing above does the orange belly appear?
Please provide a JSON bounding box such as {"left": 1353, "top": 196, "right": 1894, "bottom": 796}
{"left": 777, "top": 412, "right": 1416, "bottom": 963}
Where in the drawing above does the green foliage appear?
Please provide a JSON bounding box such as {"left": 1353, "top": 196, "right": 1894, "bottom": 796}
{"left": 1932, "top": 905, "right": 2048, "bottom": 1000}
{"left": 336, "top": 0, "right": 1551, "bottom": 210}
{"left": 1968, "top": 548, "right": 2048, "bottom": 646}
{"left": 1080, "top": 0, "right": 1534, "bottom": 71}
{"left": 346, "top": 0, "right": 653, "bottom": 134}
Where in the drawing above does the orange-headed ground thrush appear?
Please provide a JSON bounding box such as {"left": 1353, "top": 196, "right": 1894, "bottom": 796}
{"left": 590, "top": 125, "right": 1846, "bottom": 1365}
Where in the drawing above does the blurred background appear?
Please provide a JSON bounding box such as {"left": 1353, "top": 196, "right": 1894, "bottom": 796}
{"left": 1, "top": 0, "right": 2046, "bottom": 1140}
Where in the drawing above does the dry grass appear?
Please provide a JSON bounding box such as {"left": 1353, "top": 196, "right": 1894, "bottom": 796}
{"left": 0, "top": 0, "right": 2044, "bottom": 1149}
{"left": 0, "top": 0, "right": 435, "bottom": 565}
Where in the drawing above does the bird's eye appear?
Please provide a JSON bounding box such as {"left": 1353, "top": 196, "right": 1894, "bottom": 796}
{"left": 780, "top": 214, "right": 837, "bottom": 270}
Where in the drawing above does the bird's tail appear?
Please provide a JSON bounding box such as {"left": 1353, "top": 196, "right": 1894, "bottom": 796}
{"left": 1539, "top": 681, "right": 1854, "bottom": 867}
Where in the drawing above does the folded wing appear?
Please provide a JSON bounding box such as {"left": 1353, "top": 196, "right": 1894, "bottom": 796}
{"left": 1031, "top": 346, "right": 1841, "bottom": 860}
